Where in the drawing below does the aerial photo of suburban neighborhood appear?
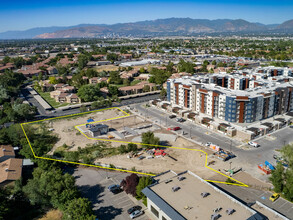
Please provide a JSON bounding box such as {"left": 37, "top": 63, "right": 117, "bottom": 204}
{"left": 2, "top": 1, "right": 293, "bottom": 220}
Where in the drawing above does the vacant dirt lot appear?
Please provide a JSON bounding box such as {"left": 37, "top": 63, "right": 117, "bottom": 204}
{"left": 42, "top": 109, "right": 270, "bottom": 188}
{"left": 94, "top": 65, "right": 119, "bottom": 72}
{"left": 48, "top": 108, "right": 125, "bottom": 153}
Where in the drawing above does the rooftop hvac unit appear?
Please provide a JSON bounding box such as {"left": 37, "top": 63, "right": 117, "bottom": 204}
{"left": 172, "top": 186, "right": 180, "bottom": 192}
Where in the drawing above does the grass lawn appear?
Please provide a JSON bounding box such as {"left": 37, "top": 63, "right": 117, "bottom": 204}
{"left": 109, "top": 84, "right": 125, "bottom": 88}
{"left": 38, "top": 91, "right": 70, "bottom": 108}
{"left": 130, "top": 80, "right": 141, "bottom": 86}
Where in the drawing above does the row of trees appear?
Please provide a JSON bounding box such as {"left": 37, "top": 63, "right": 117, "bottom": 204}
{"left": 0, "top": 70, "right": 37, "bottom": 125}
{"left": 0, "top": 123, "right": 96, "bottom": 220}
{"left": 120, "top": 174, "right": 153, "bottom": 200}
{"left": 270, "top": 144, "right": 293, "bottom": 201}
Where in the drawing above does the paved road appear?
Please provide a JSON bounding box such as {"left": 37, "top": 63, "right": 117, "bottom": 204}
{"left": 133, "top": 104, "right": 293, "bottom": 183}
{"left": 71, "top": 167, "right": 151, "bottom": 220}
{"left": 21, "top": 87, "right": 48, "bottom": 115}
{"left": 22, "top": 85, "right": 159, "bottom": 119}
{"left": 134, "top": 104, "right": 242, "bottom": 151}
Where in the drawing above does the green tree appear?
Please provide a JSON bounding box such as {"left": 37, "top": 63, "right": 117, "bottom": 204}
{"left": 2, "top": 56, "right": 10, "bottom": 65}
{"left": 160, "top": 88, "right": 167, "bottom": 99}
{"left": 0, "top": 187, "right": 10, "bottom": 220}
{"left": 108, "top": 85, "right": 119, "bottom": 97}
{"left": 77, "top": 84, "right": 101, "bottom": 102}
{"left": 141, "top": 131, "right": 160, "bottom": 149}
{"left": 49, "top": 76, "right": 58, "bottom": 85}
{"left": 63, "top": 198, "right": 95, "bottom": 220}
{"left": 109, "top": 71, "right": 122, "bottom": 84}
{"left": 106, "top": 53, "right": 118, "bottom": 62}
{"left": 270, "top": 163, "right": 285, "bottom": 193}
{"left": 136, "top": 176, "right": 153, "bottom": 199}
{"left": 78, "top": 54, "right": 89, "bottom": 70}
{"left": 178, "top": 59, "right": 195, "bottom": 73}
{"left": 23, "top": 168, "right": 79, "bottom": 209}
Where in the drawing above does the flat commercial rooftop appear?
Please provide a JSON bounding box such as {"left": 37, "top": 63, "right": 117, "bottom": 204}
{"left": 148, "top": 170, "right": 258, "bottom": 220}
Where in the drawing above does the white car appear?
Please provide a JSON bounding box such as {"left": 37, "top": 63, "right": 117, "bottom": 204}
{"left": 130, "top": 210, "right": 144, "bottom": 219}
{"left": 248, "top": 141, "right": 260, "bottom": 148}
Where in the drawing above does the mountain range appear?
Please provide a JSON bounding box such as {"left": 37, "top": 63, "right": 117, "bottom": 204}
{"left": 2, "top": 18, "right": 293, "bottom": 39}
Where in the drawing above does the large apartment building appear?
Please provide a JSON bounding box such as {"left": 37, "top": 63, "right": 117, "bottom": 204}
{"left": 167, "top": 68, "right": 293, "bottom": 123}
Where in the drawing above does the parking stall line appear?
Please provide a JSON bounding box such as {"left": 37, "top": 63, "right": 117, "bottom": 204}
{"left": 278, "top": 200, "right": 288, "bottom": 208}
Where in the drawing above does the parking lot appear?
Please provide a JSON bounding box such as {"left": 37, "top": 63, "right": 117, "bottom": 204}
{"left": 71, "top": 167, "right": 151, "bottom": 220}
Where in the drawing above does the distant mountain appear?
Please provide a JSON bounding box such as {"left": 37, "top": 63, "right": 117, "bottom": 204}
{"left": 0, "top": 24, "right": 105, "bottom": 39}
{"left": 1, "top": 18, "right": 292, "bottom": 39}
{"left": 276, "top": 19, "right": 293, "bottom": 30}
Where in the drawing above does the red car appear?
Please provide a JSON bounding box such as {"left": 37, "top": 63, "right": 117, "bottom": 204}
{"left": 173, "top": 127, "right": 181, "bottom": 131}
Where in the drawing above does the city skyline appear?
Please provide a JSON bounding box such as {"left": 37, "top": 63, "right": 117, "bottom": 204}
{"left": 1, "top": 0, "right": 293, "bottom": 32}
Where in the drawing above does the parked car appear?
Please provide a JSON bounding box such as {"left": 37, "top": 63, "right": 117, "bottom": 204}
{"left": 169, "top": 115, "right": 176, "bottom": 119}
{"left": 270, "top": 193, "right": 280, "bottom": 202}
{"left": 138, "top": 156, "right": 145, "bottom": 160}
{"left": 111, "top": 187, "right": 122, "bottom": 194}
{"left": 129, "top": 210, "right": 144, "bottom": 219}
{"left": 173, "top": 127, "right": 181, "bottom": 131}
{"left": 176, "top": 118, "right": 185, "bottom": 122}
{"left": 127, "top": 206, "right": 142, "bottom": 214}
{"left": 108, "top": 184, "right": 120, "bottom": 191}
{"left": 205, "top": 142, "right": 212, "bottom": 147}
{"left": 248, "top": 141, "right": 260, "bottom": 148}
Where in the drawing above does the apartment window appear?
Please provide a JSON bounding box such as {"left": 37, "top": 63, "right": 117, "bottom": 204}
{"left": 162, "top": 216, "right": 167, "bottom": 220}
{"left": 151, "top": 205, "right": 159, "bottom": 218}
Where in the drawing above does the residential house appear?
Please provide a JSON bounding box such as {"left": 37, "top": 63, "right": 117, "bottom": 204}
{"left": 0, "top": 145, "right": 15, "bottom": 163}
{"left": 120, "top": 70, "right": 139, "bottom": 80}
{"left": 0, "top": 158, "right": 23, "bottom": 187}
{"left": 47, "top": 66, "right": 58, "bottom": 75}
{"left": 121, "top": 53, "right": 133, "bottom": 60}
{"left": 66, "top": 94, "right": 81, "bottom": 104}
{"left": 135, "top": 73, "right": 150, "bottom": 81}
{"left": 89, "top": 77, "right": 108, "bottom": 84}
{"left": 119, "top": 81, "right": 156, "bottom": 96}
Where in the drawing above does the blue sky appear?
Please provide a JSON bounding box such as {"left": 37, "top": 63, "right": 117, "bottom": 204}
{"left": 1, "top": 0, "right": 293, "bottom": 32}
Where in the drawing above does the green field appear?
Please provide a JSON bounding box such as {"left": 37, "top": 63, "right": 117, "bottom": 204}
{"left": 38, "top": 91, "right": 70, "bottom": 108}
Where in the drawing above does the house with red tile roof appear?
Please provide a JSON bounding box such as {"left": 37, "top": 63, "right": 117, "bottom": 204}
{"left": 0, "top": 145, "right": 15, "bottom": 163}
{"left": 0, "top": 158, "right": 23, "bottom": 187}
{"left": 118, "top": 81, "right": 156, "bottom": 96}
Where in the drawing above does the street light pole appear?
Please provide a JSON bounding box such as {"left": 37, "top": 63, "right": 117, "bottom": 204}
{"left": 190, "top": 125, "right": 192, "bottom": 138}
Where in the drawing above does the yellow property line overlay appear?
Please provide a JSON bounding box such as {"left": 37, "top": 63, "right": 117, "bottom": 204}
{"left": 21, "top": 107, "right": 248, "bottom": 187}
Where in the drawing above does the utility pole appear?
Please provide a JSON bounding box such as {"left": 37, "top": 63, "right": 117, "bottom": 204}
{"left": 230, "top": 139, "right": 232, "bottom": 152}
{"left": 166, "top": 116, "right": 168, "bottom": 127}
{"left": 190, "top": 125, "right": 192, "bottom": 138}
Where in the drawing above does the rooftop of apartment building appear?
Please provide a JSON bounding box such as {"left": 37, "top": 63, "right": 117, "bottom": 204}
{"left": 142, "top": 170, "right": 261, "bottom": 220}
{"left": 169, "top": 70, "right": 293, "bottom": 98}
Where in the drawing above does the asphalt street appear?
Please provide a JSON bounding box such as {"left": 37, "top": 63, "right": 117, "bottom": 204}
{"left": 134, "top": 104, "right": 242, "bottom": 151}
{"left": 21, "top": 85, "right": 159, "bottom": 119}
{"left": 134, "top": 104, "right": 293, "bottom": 163}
